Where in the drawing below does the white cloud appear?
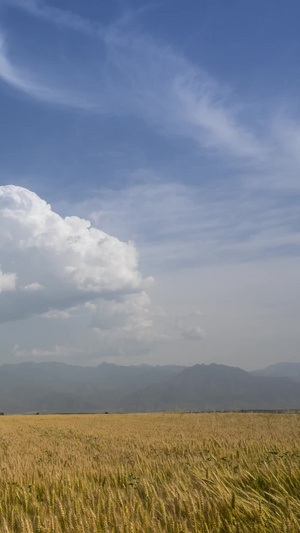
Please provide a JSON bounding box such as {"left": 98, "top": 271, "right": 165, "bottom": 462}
{"left": 0, "top": 185, "right": 150, "bottom": 324}
{"left": 90, "top": 291, "right": 152, "bottom": 331}
{"left": 42, "top": 309, "right": 71, "bottom": 319}
{"left": 23, "top": 282, "right": 43, "bottom": 291}
{"left": 2, "top": 0, "right": 96, "bottom": 34}
{"left": 0, "top": 268, "right": 16, "bottom": 293}
{"left": 13, "top": 343, "right": 74, "bottom": 359}
{"left": 89, "top": 291, "right": 170, "bottom": 357}
{"left": 180, "top": 326, "right": 206, "bottom": 341}
{"left": 0, "top": 186, "right": 197, "bottom": 362}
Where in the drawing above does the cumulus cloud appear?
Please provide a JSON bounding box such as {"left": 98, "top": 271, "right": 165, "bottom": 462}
{"left": 83, "top": 291, "right": 172, "bottom": 358}
{"left": 90, "top": 291, "right": 152, "bottom": 331}
{"left": 0, "top": 185, "right": 150, "bottom": 324}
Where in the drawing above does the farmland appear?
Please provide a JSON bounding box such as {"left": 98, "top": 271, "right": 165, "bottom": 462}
{"left": 0, "top": 413, "right": 299, "bottom": 532}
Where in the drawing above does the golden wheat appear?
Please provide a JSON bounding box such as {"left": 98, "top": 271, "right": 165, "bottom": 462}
{"left": 0, "top": 413, "right": 299, "bottom": 532}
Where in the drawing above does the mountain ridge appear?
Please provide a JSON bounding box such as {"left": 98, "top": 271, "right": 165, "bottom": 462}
{"left": 252, "top": 362, "right": 300, "bottom": 382}
{"left": 0, "top": 361, "right": 299, "bottom": 414}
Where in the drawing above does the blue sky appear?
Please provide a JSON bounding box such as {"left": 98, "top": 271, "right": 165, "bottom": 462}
{"left": 0, "top": 0, "right": 300, "bottom": 369}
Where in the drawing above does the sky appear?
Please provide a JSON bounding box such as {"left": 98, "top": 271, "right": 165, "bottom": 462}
{"left": 0, "top": 0, "right": 300, "bottom": 370}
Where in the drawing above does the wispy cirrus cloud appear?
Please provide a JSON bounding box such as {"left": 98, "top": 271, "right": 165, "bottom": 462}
{"left": 0, "top": 32, "right": 100, "bottom": 108}
{"left": 1, "top": 0, "right": 96, "bottom": 34}
{"left": 82, "top": 179, "right": 300, "bottom": 274}
{"left": 1, "top": 0, "right": 300, "bottom": 187}
{"left": 0, "top": 0, "right": 265, "bottom": 161}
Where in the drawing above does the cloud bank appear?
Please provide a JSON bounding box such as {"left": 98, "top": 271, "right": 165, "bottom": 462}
{"left": 0, "top": 188, "right": 204, "bottom": 362}
{"left": 0, "top": 185, "right": 149, "bottom": 324}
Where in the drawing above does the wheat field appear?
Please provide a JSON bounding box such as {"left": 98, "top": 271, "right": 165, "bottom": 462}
{"left": 0, "top": 413, "right": 299, "bottom": 532}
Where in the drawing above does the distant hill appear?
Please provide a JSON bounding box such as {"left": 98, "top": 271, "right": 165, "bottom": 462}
{"left": 118, "top": 363, "right": 300, "bottom": 412}
{"left": 253, "top": 362, "right": 300, "bottom": 382}
{"left": 0, "top": 361, "right": 183, "bottom": 414}
{"left": 0, "top": 361, "right": 299, "bottom": 414}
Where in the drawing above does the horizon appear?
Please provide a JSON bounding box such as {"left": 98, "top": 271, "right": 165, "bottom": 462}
{"left": 0, "top": 359, "right": 299, "bottom": 373}
{"left": 0, "top": 1, "right": 300, "bottom": 370}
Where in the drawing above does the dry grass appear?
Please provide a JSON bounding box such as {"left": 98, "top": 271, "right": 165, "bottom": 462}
{"left": 0, "top": 413, "right": 299, "bottom": 532}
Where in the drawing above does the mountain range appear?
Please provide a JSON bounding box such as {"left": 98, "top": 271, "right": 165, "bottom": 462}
{"left": 252, "top": 362, "right": 300, "bottom": 382}
{"left": 0, "top": 361, "right": 299, "bottom": 414}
